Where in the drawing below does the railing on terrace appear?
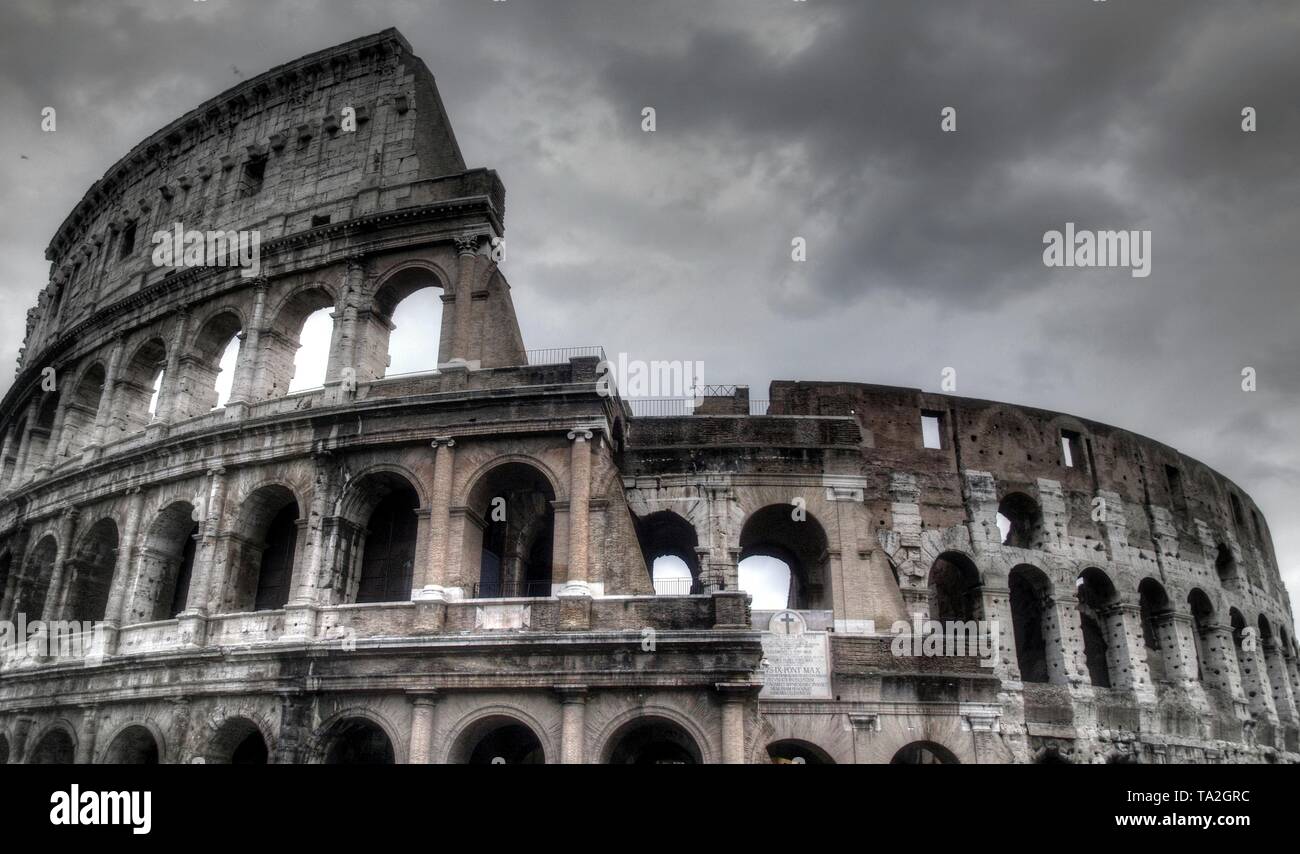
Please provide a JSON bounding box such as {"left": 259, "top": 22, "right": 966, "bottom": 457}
{"left": 472, "top": 580, "right": 554, "bottom": 598}
{"left": 651, "top": 577, "right": 700, "bottom": 596}
{"left": 627, "top": 398, "right": 773, "bottom": 417}
{"left": 525, "top": 346, "right": 606, "bottom": 365}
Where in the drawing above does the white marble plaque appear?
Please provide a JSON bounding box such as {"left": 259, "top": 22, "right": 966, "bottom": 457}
{"left": 759, "top": 610, "right": 832, "bottom": 700}
{"left": 475, "top": 603, "right": 531, "bottom": 630}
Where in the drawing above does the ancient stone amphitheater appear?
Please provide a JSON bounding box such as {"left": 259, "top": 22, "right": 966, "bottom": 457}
{"left": 0, "top": 29, "right": 1295, "bottom": 765}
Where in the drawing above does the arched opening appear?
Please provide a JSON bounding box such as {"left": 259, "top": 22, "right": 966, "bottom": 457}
{"left": 766, "top": 740, "right": 834, "bottom": 764}
{"left": 1076, "top": 567, "right": 1119, "bottom": 689}
{"left": 1138, "top": 578, "right": 1172, "bottom": 683}
{"left": 16, "top": 534, "right": 58, "bottom": 621}
{"left": 604, "top": 717, "right": 702, "bottom": 765}
{"left": 323, "top": 718, "right": 395, "bottom": 765}
{"left": 65, "top": 518, "right": 119, "bottom": 622}
{"left": 927, "top": 551, "right": 982, "bottom": 622}
{"left": 1214, "top": 543, "right": 1237, "bottom": 584}
{"left": 2, "top": 416, "right": 27, "bottom": 485}
{"left": 369, "top": 268, "right": 444, "bottom": 379}
{"left": 206, "top": 718, "right": 268, "bottom": 764}
{"left": 224, "top": 485, "right": 299, "bottom": 613}
{"left": 26, "top": 392, "right": 59, "bottom": 470}
{"left": 344, "top": 472, "right": 420, "bottom": 604}
{"left": 997, "top": 492, "right": 1043, "bottom": 549}
{"left": 1008, "top": 564, "right": 1054, "bottom": 684}
{"left": 115, "top": 338, "right": 167, "bottom": 435}
{"left": 262, "top": 288, "right": 335, "bottom": 397}
{"left": 58, "top": 363, "right": 106, "bottom": 460}
{"left": 184, "top": 311, "right": 243, "bottom": 416}
{"left": 0, "top": 551, "right": 12, "bottom": 615}
{"left": 130, "top": 501, "right": 199, "bottom": 623}
{"left": 738, "top": 504, "right": 830, "bottom": 610}
{"left": 451, "top": 715, "right": 546, "bottom": 765}
{"left": 634, "top": 511, "right": 700, "bottom": 595}
{"left": 102, "top": 726, "right": 160, "bottom": 764}
{"left": 0, "top": 734, "right": 9, "bottom": 765}
{"left": 1187, "top": 588, "right": 1216, "bottom": 683}
{"left": 466, "top": 462, "right": 555, "bottom": 599}
{"left": 28, "top": 728, "right": 75, "bottom": 764}
{"left": 890, "top": 741, "right": 959, "bottom": 765}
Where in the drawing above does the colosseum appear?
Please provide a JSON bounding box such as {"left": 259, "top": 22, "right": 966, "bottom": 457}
{"left": 0, "top": 28, "right": 1295, "bottom": 766}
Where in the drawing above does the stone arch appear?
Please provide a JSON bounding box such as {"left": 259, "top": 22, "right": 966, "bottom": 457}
{"left": 223, "top": 483, "right": 302, "bottom": 613}
{"left": 890, "top": 740, "right": 961, "bottom": 764}
{"left": 1187, "top": 587, "right": 1216, "bottom": 683}
{"left": 316, "top": 714, "right": 398, "bottom": 765}
{"left": 100, "top": 723, "right": 161, "bottom": 764}
{"left": 180, "top": 308, "right": 244, "bottom": 417}
{"left": 1076, "top": 566, "right": 1120, "bottom": 688}
{"left": 114, "top": 336, "right": 168, "bottom": 435}
{"left": 365, "top": 262, "right": 450, "bottom": 380}
{"left": 1214, "top": 542, "right": 1237, "bottom": 584}
{"left": 260, "top": 283, "right": 338, "bottom": 398}
{"left": 338, "top": 469, "right": 422, "bottom": 604}
{"left": 997, "top": 492, "right": 1044, "bottom": 549}
{"left": 58, "top": 360, "right": 107, "bottom": 460}
{"left": 65, "top": 516, "right": 119, "bottom": 622}
{"left": 16, "top": 533, "right": 59, "bottom": 621}
{"left": 464, "top": 459, "right": 558, "bottom": 598}
{"left": 1138, "top": 577, "right": 1173, "bottom": 683}
{"left": 1008, "top": 563, "right": 1056, "bottom": 684}
{"left": 928, "top": 550, "right": 983, "bottom": 622}
{"left": 25, "top": 390, "right": 60, "bottom": 472}
{"left": 27, "top": 723, "right": 76, "bottom": 764}
{"left": 594, "top": 705, "right": 715, "bottom": 765}
{"left": 205, "top": 716, "right": 272, "bottom": 764}
{"left": 130, "top": 500, "right": 200, "bottom": 623}
{"left": 738, "top": 503, "right": 831, "bottom": 610}
{"left": 765, "top": 739, "right": 835, "bottom": 764}
{"left": 0, "top": 732, "right": 9, "bottom": 765}
{"left": 444, "top": 706, "right": 553, "bottom": 765}
{"left": 601, "top": 715, "right": 706, "bottom": 765}
{"left": 634, "top": 510, "right": 700, "bottom": 595}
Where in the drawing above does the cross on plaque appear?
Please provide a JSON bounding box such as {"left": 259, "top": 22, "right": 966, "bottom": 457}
{"left": 775, "top": 611, "right": 799, "bottom": 635}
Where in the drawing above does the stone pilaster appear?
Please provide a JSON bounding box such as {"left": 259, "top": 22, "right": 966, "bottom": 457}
{"left": 100, "top": 486, "right": 145, "bottom": 653}
{"left": 224, "top": 278, "right": 268, "bottom": 416}
{"left": 408, "top": 692, "right": 439, "bottom": 764}
{"left": 560, "top": 429, "right": 593, "bottom": 597}
{"left": 557, "top": 686, "right": 588, "bottom": 764}
{"left": 447, "top": 234, "right": 480, "bottom": 365}
{"left": 179, "top": 466, "right": 227, "bottom": 643}
{"left": 717, "top": 683, "right": 756, "bottom": 764}
{"left": 40, "top": 507, "right": 80, "bottom": 621}
{"left": 417, "top": 437, "right": 457, "bottom": 601}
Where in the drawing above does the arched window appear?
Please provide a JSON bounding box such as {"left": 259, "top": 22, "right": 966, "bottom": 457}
{"left": 115, "top": 338, "right": 168, "bottom": 436}
{"left": 1008, "top": 564, "right": 1054, "bottom": 684}
{"left": 466, "top": 462, "right": 555, "bottom": 598}
{"left": 368, "top": 267, "right": 445, "bottom": 379}
{"left": 129, "top": 501, "right": 199, "bottom": 623}
{"left": 1138, "top": 578, "right": 1172, "bottom": 683}
{"left": 1076, "top": 568, "right": 1119, "bottom": 688}
{"left": 1186, "top": 589, "right": 1215, "bottom": 683}
{"left": 603, "top": 717, "right": 702, "bottom": 765}
{"left": 262, "top": 288, "right": 335, "bottom": 397}
{"left": 634, "top": 511, "right": 700, "bottom": 595}
{"left": 323, "top": 719, "right": 395, "bottom": 765}
{"left": 224, "top": 485, "right": 299, "bottom": 613}
{"left": 996, "top": 492, "right": 1043, "bottom": 549}
{"left": 344, "top": 473, "right": 419, "bottom": 604}
{"left": 738, "top": 504, "right": 830, "bottom": 610}
{"left": 65, "top": 518, "right": 119, "bottom": 623}
{"left": 1214, "top": 543, "right": 1237, "bottom": 584}
{"left": 58, "top": 363, "right": 106, "bottom": 460}
{"left": 102, "top": 726, "right": 160, "bottom": 764}
{"left": 17, "top": 535, "right": 58, "bottom": 621}
{"left": 183, "top": 311, "right": 243, "bottom": 416}
{"left": 928, "top": 552, "right": 982, "bottom": 623}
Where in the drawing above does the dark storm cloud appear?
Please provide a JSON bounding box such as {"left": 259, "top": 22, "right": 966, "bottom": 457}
{"left": 0, "top": 0, "right": 1297, "bottom": 615}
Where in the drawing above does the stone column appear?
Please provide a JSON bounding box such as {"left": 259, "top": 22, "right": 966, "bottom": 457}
{"left": 1203, "top": 623, "right": 1246, "bottom": 702}
{"left": 1263, "top": 639, "right": 1299, "bottom": 725}
{"left": 180, "top": 466, "right": 228, "bottom": 644}
{"left": 560, "top": 429, "right": 593, "bottom": 597}
{"left": 448, "top": 235, "right": 480, "bottom": 365}
{"left": 100, "top": 486, "right": 145, "bottom": 653}
{"left": 417, "top": 438, "right": 457, "bottom": 601}
{"left": 717, "top": 684, "right": 753, "bottom": 765}
{"left": 1101, "top": 603, "right": 1156, "bottom": 702}
{"left": 1236, "top": 628, "right": 1278, "bottom": 727}
{"left": 408, "top": 693, "right": 439, "bottom": 765}
{"left": 83, "top": 337, "right": 125, "bottom": 460}
{"left": 224, "top": 279, "right": 268, "bottom": 417}
{"left": 557, "top": 686, "right": 588, "bottom": 764}
{"left": 40, "top": 507, "right": 80, "bottom": 621}
{"left": 285, "top": 453, "right": 336, "bottom": 640}
{"left": 75, "top": 705, "right": 99, "bottom": 764}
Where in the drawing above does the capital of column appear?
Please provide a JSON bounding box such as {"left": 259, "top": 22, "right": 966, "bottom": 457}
{"left": 250, "top": 275, "right": 270, "bottom": 291}
{"left": 454, "top": 234, "right": 482, "bottom": 256}
{"left": 567, "top": 429, "right": 593, "bottom": 443}
{"left": 206, "top": 466, "right": 226, "bottom": 478}
{"left": 715, "top": 682, "right": 761, "bottom": 703}
{"left": 556, "top": 686, "right": 589, "bottom": 704}
{"left": 431, "top": 437, "right": 456, "bottom": 450}
{"left": 407, "top": 690, "right": 440, "bottom": 708}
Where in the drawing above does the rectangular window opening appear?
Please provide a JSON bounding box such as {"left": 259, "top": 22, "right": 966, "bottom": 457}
{"left": 921, "top": 412, "right": 943, "bottom": 450}
{"left": 1060, "top": 430, "right": 1083, "bottom": 468}
{"left": 240, "top": 158, "right": 267, "bottom": 197}
{"left": 118, "top": 222, "right": 136, "bottom": 259}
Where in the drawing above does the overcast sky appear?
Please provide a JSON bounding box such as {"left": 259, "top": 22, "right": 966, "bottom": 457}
{"left": 1, "top": 0, "right": 1297, "bottom": 618}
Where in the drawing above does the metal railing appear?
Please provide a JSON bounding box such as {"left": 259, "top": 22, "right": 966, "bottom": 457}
{"left": 525, "top": 346, "right": 606, "bottom": 365}
{"left": 628, "top": 398, "right": 694, "bottom": 417}
{"left": 472, "top": 580, "right": 553, "bottom": 598}
{"left": 651, "top": 577, "right": 700, "bottom": 596}
{"left": 748, "top": 399, "right": 770, "bottom": 415}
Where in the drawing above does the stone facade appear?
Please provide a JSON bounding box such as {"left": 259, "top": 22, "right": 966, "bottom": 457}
{"left": 0, "top": 29, "right": 1295, "bottom": 765}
